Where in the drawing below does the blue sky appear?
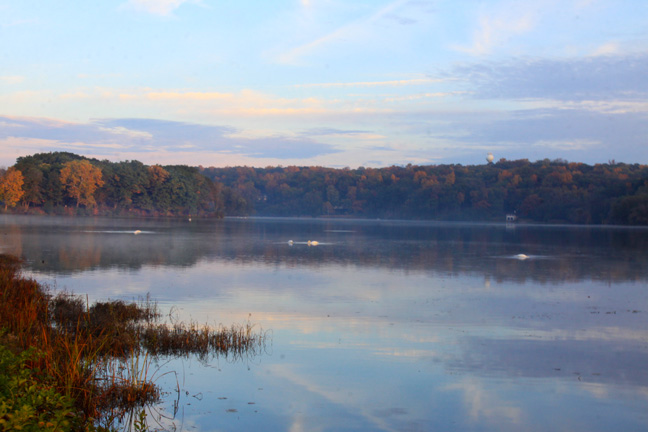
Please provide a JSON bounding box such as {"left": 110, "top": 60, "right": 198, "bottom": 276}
{"left": 1, "top": 0, "right": 647, "bottom": 168}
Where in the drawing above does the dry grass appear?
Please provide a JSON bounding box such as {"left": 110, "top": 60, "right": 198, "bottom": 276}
{"left": 0, "top": 254, "right": 268, "bottom": 430}
{"left": 142, "top": 320, "right": 264, "bottom": 361}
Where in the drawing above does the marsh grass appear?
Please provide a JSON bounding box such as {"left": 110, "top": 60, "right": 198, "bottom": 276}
{"left": 142, "top": 320, "right": 264, "bottom": 361}
{"left": 0, "top": 254, "right": 268, "bottom": 430}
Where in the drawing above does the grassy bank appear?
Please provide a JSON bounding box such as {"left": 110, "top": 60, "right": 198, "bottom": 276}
{"left": 0, "top": 254, "right": 266, "bottom": 431}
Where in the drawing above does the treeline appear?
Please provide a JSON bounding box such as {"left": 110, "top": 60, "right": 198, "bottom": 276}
{"left": 0, "top": 152, "right": 223, "bottom": 217}
{"left": 201, "top": 159, "right": 648, "bottom": 225}
{"left": 2, "top": 153, "right": 647, "bottom": 224}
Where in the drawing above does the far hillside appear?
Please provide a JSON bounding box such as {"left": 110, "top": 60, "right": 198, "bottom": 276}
{"left": 201, "top": 159, "right": 648, "bottom": 225}
{"left": 1, "top": 153, "right": 647, "bottom": 224}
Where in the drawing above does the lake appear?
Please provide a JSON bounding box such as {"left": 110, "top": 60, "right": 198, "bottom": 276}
{"left": 1, "top": 215, "right": 647, "bottom": 432}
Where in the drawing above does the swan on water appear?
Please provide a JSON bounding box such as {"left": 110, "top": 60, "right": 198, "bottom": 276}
{"left": 514, "top": 253, "right": 529, "bottom": 260}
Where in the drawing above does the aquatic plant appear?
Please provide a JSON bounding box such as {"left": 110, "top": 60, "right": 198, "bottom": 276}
{"left": 0, "top": 342, "right": 80, "bottom": 432}
{"left": 0, "top": 254, "right": 269, "bottom": 430}
{"left": 141, "top": 320, "right": 265, "bottom": 361}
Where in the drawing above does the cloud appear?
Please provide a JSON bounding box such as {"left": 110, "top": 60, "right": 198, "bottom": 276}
{"left": 0, "top": 76, "right": 25, "bottom": 85}
{"left": 0, "top": 17, "right": 39, "bottom": 28}
{"left": 0, "top": 136, "right": 133, "bottom": 167}
{"left": 467, "top": 108, "right": 647, "bottom": 145}
{"left": 276, "top": 0, "right": 411, "bottom": 64}
{"left": 592, "top": 42, "right": 621, "bottom": 56}
{"left": 115, "top": 88, "right": 342, "bottom": 118}
{"left": 454, "top": 53, "right": 648, "bottom": 101}
{"left": 145, "top": 91, "right": 233, "bottom": 101}
{"left": 383, "top": 92, "right": 463, "bottom": 102}
{"left": 97, "top": 126, "right": 153, "bottom": 140}
{"left": 417, "top": 51, "right": 648, "bottom": 163}
{"left": 384, "top": 13, "right": 417, "bottom": 25}
{"left": 307, "top": 128, "right": 372, "bottom": 136}
{"left": 445, "top": 378, "right": 523, "bottom": 425}
{"left": 295, "top": 78, "right": 448, "bottom": 88}
{"left": 306, "top": 128, "right": 385, "bottom": 141}
{"left": 448, "top": 337, "right": 648, "bottom": 388}
{"left": 563, "top": 100, "right": 648, "bottom": 115}
{"left": 267, "top": 363, "right": 407, "bottom": 432}
{"left": 122, "top": 0, "right": 197, "bottom": 16}
{"left": 533, "top": 138, "right": 600, "bottom": 151}
{"left": 0, "top": 116, "right": 134, "bottom": 145}
{"left": 435, "top": 107, "right": 648, "bottom": 164}
{"left": 452, "top": 2, "right": 540, "bottom": 56}
{"left": 93, "top": 118, "right": 336, "bottom": 159}
{"left": 0, "top": 116, "right": 339, "bottom": 164}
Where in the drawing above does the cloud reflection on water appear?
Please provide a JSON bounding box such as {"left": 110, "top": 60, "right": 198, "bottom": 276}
{"left": 1, "top": 215, "right": 647, "bottom": 431}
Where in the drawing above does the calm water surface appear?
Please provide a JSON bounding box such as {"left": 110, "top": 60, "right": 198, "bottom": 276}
{"left": 1, "top": 215, "right": 647, "bottom": 432}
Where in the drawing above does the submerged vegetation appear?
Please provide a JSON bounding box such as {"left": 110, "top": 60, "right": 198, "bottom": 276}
{"left": 0, "top": 254, "right": 267, "bottom": 431}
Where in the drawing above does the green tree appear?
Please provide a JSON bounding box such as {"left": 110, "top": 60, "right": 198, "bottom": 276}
{"left": 19, "top": 167, "right": 44, "bottom": 209}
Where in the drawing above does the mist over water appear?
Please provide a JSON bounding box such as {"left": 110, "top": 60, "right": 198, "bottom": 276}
{"left": 2, "top": 215, "right": 647, "bottom": 431}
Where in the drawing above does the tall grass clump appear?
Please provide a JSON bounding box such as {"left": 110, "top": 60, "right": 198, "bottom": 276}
{"left": 141, "top": 320, "right": 265, "bottom": 362}
{"left": 0, "top": 254, "right": 269, "bottom": 430}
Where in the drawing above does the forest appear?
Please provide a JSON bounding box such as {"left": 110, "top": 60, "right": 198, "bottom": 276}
{"left": 201, "top": 159, "right": 648, "bottom": 225}
{"left": 0, "top": 152, "right": 223, "bottom": 217}
{"left": 1, "top": 152, "right": 647, "bottom": 224}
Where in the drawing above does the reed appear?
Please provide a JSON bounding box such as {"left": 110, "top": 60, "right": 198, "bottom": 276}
{"left": 141, "top": 320, "right": 266, "bottom": 361}
{"left": 0, "top": 254, "right": 269, "bottom": 431}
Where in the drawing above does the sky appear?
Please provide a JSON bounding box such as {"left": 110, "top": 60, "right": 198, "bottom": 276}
{"left": 1, "top": 0, "right": 647, "bottom": 168}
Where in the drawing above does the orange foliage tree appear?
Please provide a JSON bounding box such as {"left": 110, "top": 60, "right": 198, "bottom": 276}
{"left": 0, "top": 167, "right": 25, "bottom": 210}
{"left": 59, "top": 160, "right": 104, "bottom": 208}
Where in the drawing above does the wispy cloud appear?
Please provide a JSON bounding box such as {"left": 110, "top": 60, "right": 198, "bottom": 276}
{"left": 97, "top": 126, "right": 153, "bottom": 140}
{"left": 145, "top": 91, "right": 233, "bottom": 101}
{"left": 533, "top": 138, "right": 601, "bottom": 151}
{"left": 306, "top": 127, "right": 385, "bottom": 141}
{"left": 448, "top": 107, "right": 648, "bottom": 163}
{"left": 445, "top": 378, "right": 523, "bottom": 425}
{"left": 77, "top": 73, "right": 122, "bottom": 80}
{"left": 276, "top": 0, "right": 410, "bottom": 64}
{"left": 0, "top": 18, "right": 39, "bottom": 28}
{"left": 0, "top": 136, "right": 130, "bottom": 167}
{"left": 121, "top": 0, "right": 198, "bottom": 16}
{"left": 268, "top": 363, "right": 405, "bottom": 432}
{"left": 295, "top": 78, "right": 447, "bottom": 88}
{"left": 0, "top": 76, "right": 25, "bottom": 85}
{"left": 451, "top": 2, "right": 542, "bottom": 56}
{"left": 113, "top": 88, "right": 397, "bottom": 119}
{"left": 0, "top": 116, "right": 339, "bottom": 164}
{"left": 454, "top": 53, "right": 648, "bottom": 101}
{"left": 383, "top": 91, "right": 463, "bottom": 102}
{"left": 592, "top": 42, "right": 621, "bottom": 56}
{"left": 562, "top": 100, "right": 648, "bottom": 115}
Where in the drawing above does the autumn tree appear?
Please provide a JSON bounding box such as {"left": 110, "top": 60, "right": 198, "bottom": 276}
{"left": 0, "top": 167, "right": 25, "bottom": 210}
{"left": 59, "top": 160, "right": 104, "bottom": 208}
